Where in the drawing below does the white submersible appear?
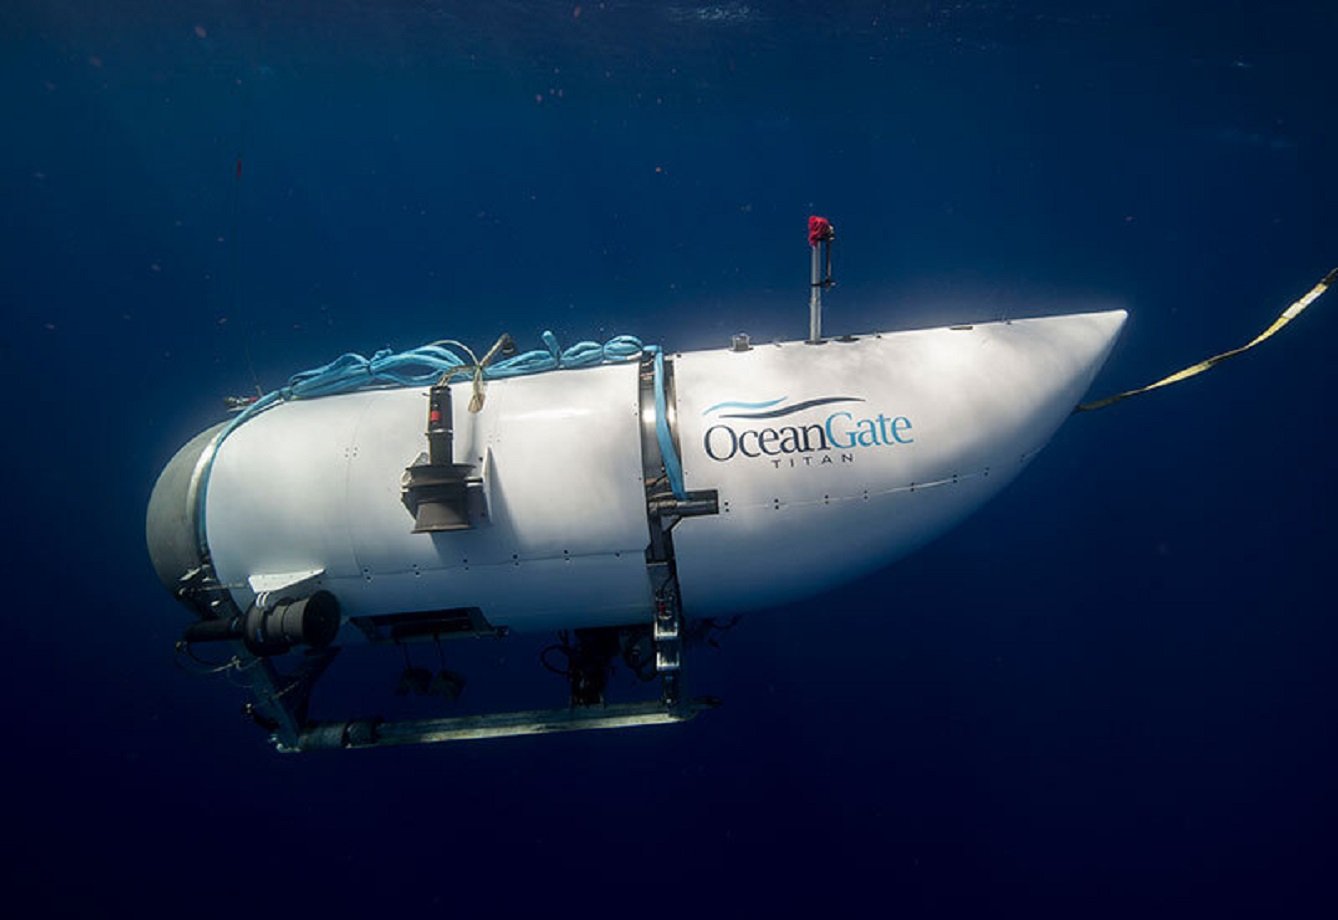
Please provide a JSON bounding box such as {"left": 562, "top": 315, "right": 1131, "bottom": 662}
{"left": 147, "top": 217, "right": 1126, "bottom": 751}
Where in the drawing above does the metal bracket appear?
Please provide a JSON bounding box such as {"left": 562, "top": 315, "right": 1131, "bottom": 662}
{"left": 654, "top": 595, "right": 681, "bottom": 673}
{"left": 247, "top": 568, "right": 324, "bottom": 596}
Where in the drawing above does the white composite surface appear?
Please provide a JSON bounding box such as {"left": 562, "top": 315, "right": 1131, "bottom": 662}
{"left": 206, "top": 362, "right": 653, "bottom": 630}
{"left": 669, "top": 310, "right": 1127, "bottom": 614}
{"left": 202, "top": 310, "right": 1126, "bottom": 630}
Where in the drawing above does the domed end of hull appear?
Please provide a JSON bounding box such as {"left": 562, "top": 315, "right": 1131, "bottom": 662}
{"left": 146, "top": 422, "right": 225, "bottom": 596}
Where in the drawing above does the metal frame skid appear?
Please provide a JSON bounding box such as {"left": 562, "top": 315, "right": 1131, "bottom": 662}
{"left": 173, "top": 557, "right": 717, "bottom": 753}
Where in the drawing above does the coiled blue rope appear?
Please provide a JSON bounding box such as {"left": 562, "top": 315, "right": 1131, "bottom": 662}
{"left": 222, "top": 332, "right": 644, "bottom": 432}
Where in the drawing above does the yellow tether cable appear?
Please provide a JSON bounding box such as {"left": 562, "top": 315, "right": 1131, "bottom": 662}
{"left": 1076, "top": 267, "right": 1337, "bottom": 412}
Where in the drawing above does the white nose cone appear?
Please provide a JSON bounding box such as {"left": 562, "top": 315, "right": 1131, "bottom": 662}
{"left": 669, "top": 310, "right": 1128, "bottom": 614}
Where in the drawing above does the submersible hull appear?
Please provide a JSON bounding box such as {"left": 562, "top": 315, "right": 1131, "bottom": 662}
{"left": 148, "top": 310, "right": 1126, "bottom": 634}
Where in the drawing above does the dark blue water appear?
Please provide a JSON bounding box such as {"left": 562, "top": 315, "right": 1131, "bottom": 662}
{"left": 4, "top": 2, "right": 1336, "bottom": 914}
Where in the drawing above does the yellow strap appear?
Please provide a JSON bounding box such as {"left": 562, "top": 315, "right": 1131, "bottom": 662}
{"left": 1076, "top": 267, "right": 1337, "bottom": 412}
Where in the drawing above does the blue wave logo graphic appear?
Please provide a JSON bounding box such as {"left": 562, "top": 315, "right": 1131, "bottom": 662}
{"left": 703, "top": 395, "right": 865, "bottom": 420}
{"left": 701, "top": 397, "right": 787, "bottom": 415}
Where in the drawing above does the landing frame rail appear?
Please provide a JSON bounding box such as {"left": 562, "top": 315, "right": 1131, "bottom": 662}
{"left": 288, "top": 698, "right": 717, "bottom": 752}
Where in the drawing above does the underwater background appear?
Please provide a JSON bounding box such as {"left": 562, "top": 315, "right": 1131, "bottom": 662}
{"left": 3, "top": 1, "right": 1336, "bottom": 915}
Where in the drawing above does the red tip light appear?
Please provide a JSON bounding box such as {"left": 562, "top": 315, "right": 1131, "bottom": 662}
{"left": 808, "top": 215, "right": 834, "bottom": 247}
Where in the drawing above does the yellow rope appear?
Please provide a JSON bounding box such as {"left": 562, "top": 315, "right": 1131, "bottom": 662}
{"left": 1076, "top": 267, "right": 1337, "bottom": 412}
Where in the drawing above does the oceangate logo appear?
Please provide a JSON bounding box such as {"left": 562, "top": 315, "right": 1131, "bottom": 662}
{"left": 701, "top": 396, "right": 914, "bottom": 466}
